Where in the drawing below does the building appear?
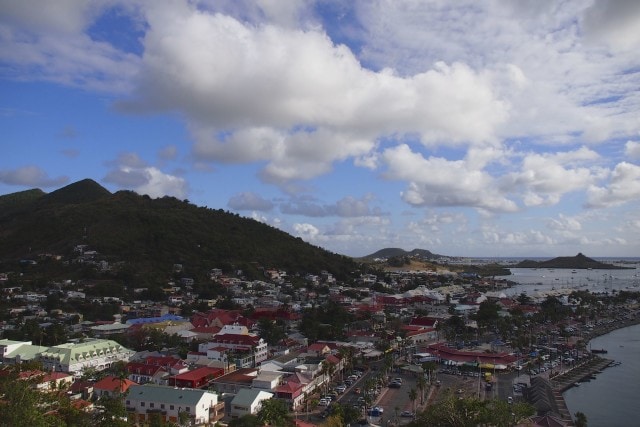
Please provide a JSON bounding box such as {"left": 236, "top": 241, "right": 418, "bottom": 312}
{"left": 125, "top": 384, "right": 224, "bottom": 426}
{"left": 38, "top": 339, "right": 134, "bottom": 373}
{"left": 126, "top": 362, "right": 169, "bottom": 386}
{"left": 93, "top": 376, "right": 137, "bottom": 398}
{"left": 168, "top": 366, "right": 224, "bottom": 389}
{"left": 229, "top": 388, "right": 273, "bottom": 419}
{"left": 199, "top": 324, "right": 268, "bottom": 368}
{"left": 0, "top": 339, "right": 48, "bottom": 365}
{"left": 210, "top": 368, "right": 258, "bottom": 394}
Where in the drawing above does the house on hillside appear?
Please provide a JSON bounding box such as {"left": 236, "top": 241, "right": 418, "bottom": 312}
{"left": 125, "top": 384, "right": 224, "bottom": 426}
{"left": 167, "top": 366, "right": 224, "bottom": 389}
{"left": 93, "top": 376, "right": 137, "bottom": 398}
{"left": 229, "top": 388, "right": 273, "bottom": 419}
{"left": 198, "top": 324, "right": 268, "bottom": 368}
{"left": 38, "top": 339, "right": 134, "bottom": 373}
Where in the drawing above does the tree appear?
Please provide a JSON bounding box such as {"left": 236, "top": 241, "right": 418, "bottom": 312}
{"left": 416, "top": 375, "right": 427, "bottom": 405}
{"left": 474, "top": 300, "right": 500, "bottom": 332}
{"left": 0, "top": 369, "right": 64, "bottom": 427}
{"left": 256, "top": 398, "right": 294, "bottom": 427}
{"left": 575, "top": 411, "right": 588, "bottom": 427}
{"left": 257, "top": 318, "right": 286, "bottom": 346}
{"left": 409, "top": 395, "right": 535, "bottom": 427}
{"left": 322, "top": 415, "right": 345, "bottom": 427}
{"left": 408, "top": 388, "right": 418, "bottom": 413}
{"left": 228, "top": 414, "right": 262, "bottom": 427}
{"left": 94, "top": 395, "right": 129, "bottom": 427}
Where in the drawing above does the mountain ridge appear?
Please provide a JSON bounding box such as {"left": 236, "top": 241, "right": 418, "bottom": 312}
{"left": 0, "top": 179, "right": 359, "bottom": 283}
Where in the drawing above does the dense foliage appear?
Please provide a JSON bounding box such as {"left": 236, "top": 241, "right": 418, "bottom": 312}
{"left": 408, "top": 394, "right": 535, "bottom": 427}
{"left": 0, "top": 179, "right": 359, "bottom": 285}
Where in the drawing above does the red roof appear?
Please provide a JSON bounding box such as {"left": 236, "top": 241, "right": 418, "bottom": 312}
{"left": 212, "top": 333, "right": 260, "bottom": 346}
{"left": 94, "top": 376, "right": 137, "bottom": 393}
{"left": 42, "top": 372, "right": 72, "bottom": 382}
{"left": 170, "top": 366, "right": 224, "bottom": 382}
{"left": 427, "top": 343, "right": 519, "bottom": 365}
{"left": 406, "top": 328, "right": 435, "bottom": 337}
{"left": 191, "top": 309, "right": 254, "bottom": 328}
{"left": 250, "top": 307, "right": 302, "bottom": 321}
{"left": 325, "top": 354, "right": 340, "bottom": 364}
{"left": 144, "top": 355, "right": 182, "bottom": 367}
{"left": 127, "top": 362, "right": 165, "bottom": 376}
{"left": 275, "top": 380, "right": 303, "bottom": 394}
{"left": 191, "top": 326, "right": 221, "bottom": 334}
{"left": 308, "top": 343, "right": 329, "bottom": 352}
{"left": 410, "top": 316, "right": 438, "bottom": 327}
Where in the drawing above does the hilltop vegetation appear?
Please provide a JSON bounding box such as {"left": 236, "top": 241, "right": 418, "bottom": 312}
{"left": 0, "top": 179, "right": 359, "bottom": 284}
{"left": 515, "top": 253, "right": 630, "bottom": 269}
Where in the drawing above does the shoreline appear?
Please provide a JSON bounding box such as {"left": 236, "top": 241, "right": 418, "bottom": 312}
{"left": 580, "top": 315, "right": 640, "bottom": 343}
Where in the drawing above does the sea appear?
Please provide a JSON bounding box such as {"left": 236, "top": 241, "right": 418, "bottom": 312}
{"left": 493, "top": 262, "right": 640, "bottom": 426}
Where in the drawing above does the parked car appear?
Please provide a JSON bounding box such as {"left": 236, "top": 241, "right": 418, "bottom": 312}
{"left": 400, "top": 410, "right": 415, "bottom": 418}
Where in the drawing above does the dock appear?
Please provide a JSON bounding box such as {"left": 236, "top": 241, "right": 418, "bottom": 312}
{"left": 550, "top": 356, "right": 613, "bottom": 392}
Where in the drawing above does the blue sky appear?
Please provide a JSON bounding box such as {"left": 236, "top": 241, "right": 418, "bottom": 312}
{"left": 2, "top": 0, "right": 640, "bottom": 258}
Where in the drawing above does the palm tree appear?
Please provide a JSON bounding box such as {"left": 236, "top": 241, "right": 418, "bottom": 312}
{"left": 408, "top": 388, "right": 418, "bottom": 414}
{"left": 416, "top": 375, "right": 427, "bottom": 405}
{"left": 338, "top": 346, "right": 354, "bottom": 380}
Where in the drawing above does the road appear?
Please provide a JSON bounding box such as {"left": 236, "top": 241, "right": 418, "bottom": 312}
{"left": 306, "top": 359, "right": 419, "bottom": 425}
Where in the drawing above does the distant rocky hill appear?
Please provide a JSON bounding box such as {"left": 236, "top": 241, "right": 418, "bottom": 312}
{"left": 360, "top": 247, "right": 445, "bottom": 261}
{"left": 0, "top": 179, "right": 359, "bottom": 282}
{"left": 515, "top": 253, "right": 630, "bottom": 269}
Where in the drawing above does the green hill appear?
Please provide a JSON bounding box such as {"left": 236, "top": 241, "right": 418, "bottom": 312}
{"left": 0, "top": 179, "right": 359, "bottom": 282}
{"left": 361, "top": 247, "right": 444, "bottom": 261}
{"left": 515, "top": 253, "right": 629, "bottom": 270}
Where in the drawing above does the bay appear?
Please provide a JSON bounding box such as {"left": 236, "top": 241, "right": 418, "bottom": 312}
{"left": 497, "top": 265, "right": 640, "bottom": 297}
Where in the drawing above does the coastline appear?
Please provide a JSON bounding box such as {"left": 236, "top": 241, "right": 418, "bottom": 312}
{"left": 549, "top": 314, "right": 640, "bottom": 425}
{"left": 579, "top": 315, "right": 640, "bottom": 343}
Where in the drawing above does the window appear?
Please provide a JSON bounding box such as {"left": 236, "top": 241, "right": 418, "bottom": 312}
{"left": 161, "top": 404, "right": 165, "bottom": 409}
{"left": 141, "top": 402, "right": 145, "bottom": 407}
{"left": 170, "top": 405, "right": 174, "bottom": 410}
{"left": 150, "top": 403, "right": 154, "bottom": 408}
{"left": 185, "top": 407, "right": 190, "bottom": 412}
{"left": 126, "top": 400, "right": 130, "bottom": 405}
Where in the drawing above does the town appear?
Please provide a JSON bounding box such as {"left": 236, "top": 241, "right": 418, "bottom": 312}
{"left": 1, "top": 247, "right": 639, "bottom": 427}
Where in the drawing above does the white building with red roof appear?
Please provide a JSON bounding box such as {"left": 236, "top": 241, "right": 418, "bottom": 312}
{"left": 198, "top": 324, "right": 267, "bottom": 368}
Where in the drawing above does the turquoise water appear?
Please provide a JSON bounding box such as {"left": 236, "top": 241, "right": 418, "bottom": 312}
{"left": 563, "top": 324, "right": 640, "bottom": 427}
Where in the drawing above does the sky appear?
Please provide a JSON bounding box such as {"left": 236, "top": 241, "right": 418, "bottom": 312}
{"left": 1, "top": 0, "right": 640, "bottom": 259}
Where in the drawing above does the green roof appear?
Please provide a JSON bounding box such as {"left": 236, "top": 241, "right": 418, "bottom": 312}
{"left": 127, "top": 384, "right": 212, "bottom": 406}
{"left": 39, "top": 339, "right": 131, "bottom": 365}
{"left": 5, "top": 344, "right": 49, "bottom": 360}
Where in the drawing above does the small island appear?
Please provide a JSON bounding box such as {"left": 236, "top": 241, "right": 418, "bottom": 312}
{"left": 515, "top": 253, "right": 632, "bottom": 270}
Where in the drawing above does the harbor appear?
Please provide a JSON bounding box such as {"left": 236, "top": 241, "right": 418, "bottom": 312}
{"left": 550, "top": 356, "right": 615, "bottom": 392}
